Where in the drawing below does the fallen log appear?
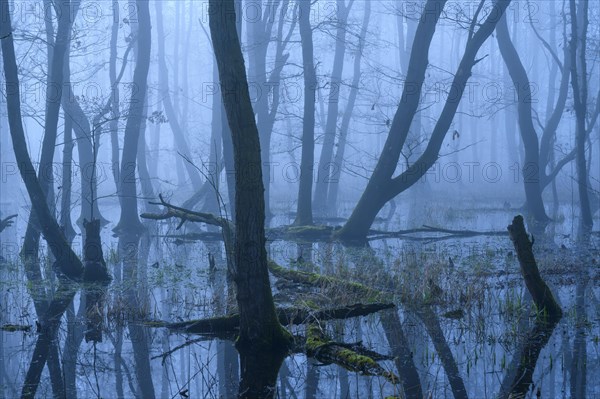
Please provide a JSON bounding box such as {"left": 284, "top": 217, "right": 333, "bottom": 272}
{"left": 303, "top": 324, "right": 398, "bottom": 384}
{"left": 149, "top": 302, "right": 395, "bottom": 336}
{"left": 1, "top": 324, "right": 31, "bottom": 332}
{"left": 367, "top": 225, "right": 508, "bottom": 242}
{"left": 267, "top": 261, "right": 391, "bottom": 303}
{"left": 142, "top": 198, "right": 510, "bottom": 245}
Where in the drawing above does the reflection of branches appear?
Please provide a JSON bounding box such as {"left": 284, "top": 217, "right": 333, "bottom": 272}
{"left": 570, "top": 281, "right": 587, "bottom": 398}
{"left": 368, "top": 224, "right": 508, "bottom": 242}
{"left": 141, "top": 194, "right": 236, "bottom": 275}
{"left": 497, "top": 216, "right": 563, "bottom": 398}
{"left": 381, "top": 309, "right": 423, "bottom": 399}
{"left": 0, "top": 214, "right": 17, "bottom": 233}
{"left": 412, "top": 306, "right": 468, "bottom": 399}
{"left": 22, "top": 282, "right": 78, "bottom": 398}
{"left": 497, "top": 314, "right": 560, "bottom": 398}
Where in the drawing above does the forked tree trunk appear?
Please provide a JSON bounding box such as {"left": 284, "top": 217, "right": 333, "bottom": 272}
{"left": 1, "top": 5, "right": 85, "bottom": 397}
{"left": 336, "top": 0, "right": 511, "bottom": 244}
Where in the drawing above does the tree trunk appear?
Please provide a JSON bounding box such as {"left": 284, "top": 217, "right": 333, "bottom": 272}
{"left": 1, "top": 5, "right": 88, "bottom": 397}
{"left": 1, "top": 0, "right": 82, "bottom": 280}
{"left": 337, "top": 0, "right": 512, "bottom": 244}
{"left": 209, "top": 0, "right": 293, "bottom": 396}
{"left": 327, "top": 1, "right": 371, "bottom": 216}
{"left": 155, "top": 0, "right": 203, "bottom": 189}
{"left": 60, "top": 115, "right": 76, "bottom": 242}
{"left": 246, "top": 4, "right": 273, "bottom": 218}
{"left": 114, "top": 0, "right": 152, "bottom": 235}
{"left": 314, "top": 0, "right": 351, "bottom": 215}
{"left": 568, "top": 0, "right": 593, "bottom": 229}
{"left": 294, "top": 0, "right": 317, "bottom": 226}
{"left": 335, "top": 0, "right": 444, "bottom": 242}
{"left": 496, "top": 11, "right": 549, "bottom": 223}
{"left": 63, "top": 45, "right": 105, "bottom": 229}
{"left": 109, "top": 0, "right": 122, "bottom": 201}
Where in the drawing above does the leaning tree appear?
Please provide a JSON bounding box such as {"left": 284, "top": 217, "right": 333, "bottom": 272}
{"left": 335, "top": 0, "right": 513, "bottom": 244}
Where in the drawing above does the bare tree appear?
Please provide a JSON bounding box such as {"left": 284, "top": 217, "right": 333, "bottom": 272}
{"left": 496, "top": 10, "right": 549, "bottom": 223}
{"left": 155, "top": 0, "right": 203, "bottom": 189}
{"left": 313, "top": 0, "right": 355, "bottom": 215}
{"left": 294, "top": 0, "right": 317, "bottom": 226}
{"left": 1, "top": 3, "right": 85, "bottom": 398}
{"left": 209, "top": 0, "right": 294, "bottom": 396}
{"left": 327, "top": 0, "right": 371, "bottom": 216}
{"left": 569, "top": 0, "right": 593, "bottom": 229}
{"left": 336, "top": 0, "right": 512, "bottom": 244}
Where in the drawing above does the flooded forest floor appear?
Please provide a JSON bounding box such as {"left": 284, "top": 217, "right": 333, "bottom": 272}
{"left": 0, "top": 199, "right": 599, "bottom": 398}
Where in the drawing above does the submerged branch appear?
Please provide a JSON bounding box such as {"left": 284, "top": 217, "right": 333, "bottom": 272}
{"left": 367, "top": 225, "right": 508, "bottom": 242}
{"left": 142, "top": 198, "right": 509, "bottom": 246}
{"left": 148, "top": 302, "right": 394, "bottom": 336}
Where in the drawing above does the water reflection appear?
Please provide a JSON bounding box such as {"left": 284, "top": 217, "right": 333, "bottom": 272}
{"left": 497, "top": 312, "right": 560, "bottom": 398}
{"left": 0, "top": 209, "right": 598, "bottom": 398}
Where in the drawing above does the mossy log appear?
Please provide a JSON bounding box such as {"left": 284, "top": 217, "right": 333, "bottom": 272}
{"left": 1, "top": 324, "right": 31, "bottom": 332}
{"left": 507, "top": 216, "right": 562, "bottom": 318}
{"left": 304, "top": 324, "right": 398, "bottom": 384}
{"left": 152, "top": 302, "right": 394, "bottom": 336}
{"left": 267, "top": 225, "right": 338, "bottom": 241}
{"left": 268, "top": 261, "right": 390, "bottom": 303}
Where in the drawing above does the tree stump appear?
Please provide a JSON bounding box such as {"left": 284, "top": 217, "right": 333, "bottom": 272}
{"left": 83, "top": 219, "right": 111, "bottom": 342}
{"left": 507, "top": 215, "right": 562, "bottom": 318}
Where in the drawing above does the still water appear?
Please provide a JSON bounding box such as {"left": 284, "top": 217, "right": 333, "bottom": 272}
{"left": 0, "top": 201, "right": 598, "bottom": 398}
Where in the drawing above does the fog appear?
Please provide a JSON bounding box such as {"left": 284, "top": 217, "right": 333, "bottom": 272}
{"left": 0, "top": 0, "right": 598, "bottom": 398}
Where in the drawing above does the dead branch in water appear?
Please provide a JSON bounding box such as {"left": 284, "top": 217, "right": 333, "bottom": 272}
{"left": 148, "top": 302, "right": 394, "bottom": 336}
{"left": 367, "top": 224, "right": 508, "bottom": 242}
{"left": 141, "top": 194, "right": 232, "bottom": 232}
